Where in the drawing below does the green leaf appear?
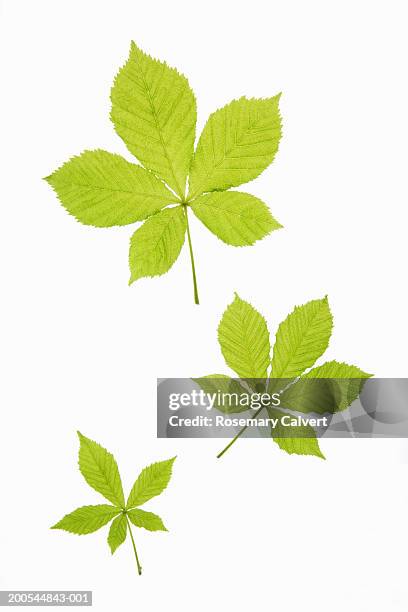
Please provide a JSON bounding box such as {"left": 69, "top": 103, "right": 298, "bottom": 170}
{"left": 188, "top": 95, "right": 282, "bottom": 199}
{"left": 304, "top": 360, "right": 372, "bottom": 413}
{"left": 218, "top": 294, "right": 270, "bottom": 378}
{"left": 305, "top": 360, "right": 372, "bottom": 379}
{"left": 270, "top": 297, "right": 333, "bottom": 378}
{"left": 272, "top": 431, "right": 325, "bottom": 459}
{"left": 129, "top": 206, "right": 186, "bottom": 283}
{"left": 127, "top": 457, "right": 176, "bottom": 509}
{"left": 77, "top": 432, "right": 125, "bottom": 508}
{"left": 190, "top": 191, "right": 281, "bottom": 246}
{"left": 45, "top": 150, "right": 177, "bottom": 227}
{"left": 279, "top": 378, "right": 341, "bottom": 415}
{"left": 111, "top": 42, "right": 196, "bottom": 198}
{"left": 268, "top": 408, "right": 325, "bottom": 459}
{"left": 51, "top": 505, "right": 120, "bottom": 535}
{"left": 128, "top": 509, "right": 167, "bottom": 532}
{"left": 193, "top": 375, "right": 251, "bottom": 413}
{"left": 108, "top": 513, "right": 127, "bottom": 554}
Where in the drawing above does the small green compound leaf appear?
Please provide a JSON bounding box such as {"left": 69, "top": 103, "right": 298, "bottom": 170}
{"left": 127, "top": 457, "right": 176, "bottom": 509}
{"left": 129, "top": 206, "right": 186, "bottom": 283}
{"left": 127, "top": 509, "right": 167, "bottom": 532}
{"left": 218, "top": 294, "right": 270, "bottom": 378}
{"left": 188, "top": 95, "right": 282, "bottom": 199}
{"left": 108, "top": 513, "right": 127, "bottom": 554}
{"left": 271, "top": 297, "right": 333, "bottom": 379}
{"left": 268, "top": 408, "right": 325, "bottom": 460}
{"left": 45, "top": 150, "right": 177, "bottom": 227}
{"left": 190, "top": 191, "right": 281, "bottom": 246}
{"left": 111, "top": 42, "right": 196, "bottom": 198}
{"left": 51, "top": 505, "right": 120, "bottom": 535}
{"left": 77, "top": 432, "right": 125, "bottom": 508}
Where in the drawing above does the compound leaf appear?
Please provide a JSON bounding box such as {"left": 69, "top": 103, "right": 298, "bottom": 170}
{"left": 111, "top": 42, "right": 196, "bottom": 198}
{"left": 51, "top": 505, "right": 120, "bottom": 535}
{"left": 129, "top": 206, "right": 186, "bottom": 283}
{"left": 108, "top": 513, "right": 127, "bottom": 554}
{"left": 77, "top": 432, "right": 125, "bottom": 508}
{"left": 45, "top": 150, "right": 177, "bottom": 227}
{"left": 271, "top": 297, "right": 333, "bottom": 379}
{"left": 190, "top": 191, "right": 281, "bottom": 246}
{"left": 127, "top": 457, "right": 176, "bottom": 509}
{"left": 128, "top": 509, "right": 167, "bottom": 532}
{"left": 218, "top": 294, "right": 270, "bottom": 379}
{"left": 188, "top": 95, "right": 282, "bottom": 199}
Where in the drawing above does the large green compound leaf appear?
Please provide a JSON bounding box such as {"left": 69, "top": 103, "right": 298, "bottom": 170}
{"left": 127, "top": 457, "right": 176, "bottom": 509}
{"left": 77, "top": 432, "right": 125, "bottom": 508}
{"left": 128, "top": 206, "right": 186, "bottom": 283}
{"left": 190, "top": 191, "right": 281, "bottom": 246}
{"left": 46, "top": 44, "right": 284, "bottom": 302}
{"left": 270, "top": 297, "right": 333, "bottom": 379}
{"left": 217, "top": 294, "right": 270, "bottom": 379}
{"left": 51, "top": 505, "right": 121, "bottom": 535}
{"left": 188, "top": 95, "right": 282, "bottom": 199}
{"left": 45, "top": 150, "right": 177, "bottom": 227}
{"left": 111, "top": 42, "right": 196, "bottom": 198}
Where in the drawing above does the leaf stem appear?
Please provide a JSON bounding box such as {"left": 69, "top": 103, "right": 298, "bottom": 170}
{"left": 183, "top": 204, "right": 199, "bottom": 305}
{"left": 125, "top": 514, "right": 142, "bottom": 576}
{"left": 217, "top": 406, "right": 265, "bottom": 459}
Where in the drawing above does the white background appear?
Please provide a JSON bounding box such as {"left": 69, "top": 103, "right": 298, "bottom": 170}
{"left": 1, "top": 0, "right": 408, "bottom": 610}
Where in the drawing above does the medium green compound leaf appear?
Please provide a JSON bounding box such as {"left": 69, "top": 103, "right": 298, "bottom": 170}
{"left": 111, "top": 42, "right": 196, "bottom": 198}
{"left": 127, "top": 509, "right": 167, "bottom": 532}
{"left": 108, "top": 513, "right": 127, "bottom": 554}
{"left": 127, "top": 457, "right": 176, "bottom": 509}
{"left": 188, "top": 95, "right": 282, "bottom": 199}
{"left": 77, "top": 432, "right": 125, "bottom": 508}
{"left": 271, "top": 297, "right": 333, "bottom": 379}
{"left": 45, "top": 150, "right": 177, "bottom": 227}
{"left": 268, "top": 408, "right": 325, "bottom": 459}
{"left": 218, "top": 294, "right": 270, "bottom": 379}
{"left": 51, "top": 505, "right": 120, "bottom": 535}
{"left": 190, "top": 191, "right": 281, "bottom": 246}
{"left": 129, "top": 205, "right": 186, "bottom": 283}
